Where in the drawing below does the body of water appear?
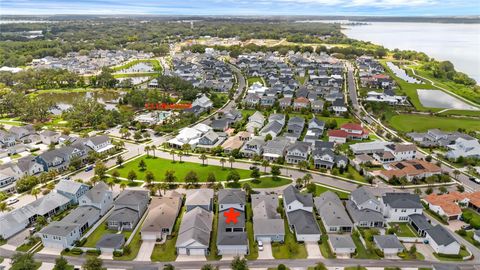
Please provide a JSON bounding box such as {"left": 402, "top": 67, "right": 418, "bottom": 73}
{"left": 40, "top": 91, "right": 122, "bottom": 115}
{"left": 417, "top": 89, "right": 479, "bottom": 110}
{"left": 342, "top": 22, "right": 480, "bottom": 83}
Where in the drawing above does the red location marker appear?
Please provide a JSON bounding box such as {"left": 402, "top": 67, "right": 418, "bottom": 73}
{"left": 224, "top": 207, "right": 240, "bottom": 224}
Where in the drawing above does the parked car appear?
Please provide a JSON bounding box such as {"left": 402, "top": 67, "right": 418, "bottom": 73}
{"left": 6, "top": 198, "right": 19, "bottom": 205}
{"left": 462, "top": 224, "right": 473, "bottom": 230}
{"left": 85, "top": 165, "right": 94, "bottom": 172}
{"left": 257, "top": 240, "right": 264, "bottom": 251}
{"left": 469, "top": 177, "right": 480, "bottom": 184}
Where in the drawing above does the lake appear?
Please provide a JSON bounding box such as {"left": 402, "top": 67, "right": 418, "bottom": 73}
{"left": 342, "top": 22, "right": 480, "bottom": 83}
{"left": 417, "top": 89, "right": 479, "bottom": 110}
{"left": 39, "top": 91, "right": 123, "bottom": 115}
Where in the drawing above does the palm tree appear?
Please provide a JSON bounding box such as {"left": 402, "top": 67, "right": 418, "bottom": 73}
{"left": 229, "top": 156, "right": 235, "bottom": 169}
{"left": 453, "top": 169, "right": 460, "bottom": 180}
{"left": 298, "top": 161, "right": 308, "bottom": 171}
{"left": 144, "top": 146, "right": 151, "bottom": 157}
{"left": 30, "top": 188, "right": 40, "bottom": 200}
{"left": 151, "top": 145, "right": 157, "bottom": 158}
{"left": 199, "top": 154, "right": 207, "bottom": 166}
{"left": 303, "top": 173, "right": 313, "bottom": 186}
{"left": 261, "top": 160, "right": 269, "bottom": 173}
{"left": 107, "top": 180, "right": 115, "bottom": 191}
{"left": 90, "top": 175, "right": 99, "bottom": 186}
{"left": 182, "top": 144, "right": 191, "bottom": 155}
{"left": 120, "top": 182, "right": 126, "bottom": 191}
{"left": 170, "top": 150, "right": 176, "bottom": 162}
{"left": 220, "top": 158, "right": 226, "bottom": 169}
{"left": 158, "top": 183, "right": 168, "bottom": 195}
{"left": 177, "top": 151, "right": 184, "bottom": 163}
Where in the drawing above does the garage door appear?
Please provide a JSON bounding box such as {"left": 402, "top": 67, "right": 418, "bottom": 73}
{"left": 141, "top": 233, "right": 157, "bottom": 241}
{"left": 256, "top": 236, "right": 272, "bottom": 243}
{"left": 189, "top": 248, "right": 205, "bottom": 255}
{"left": 177, "top": 248, "right": 187, "bottom": 255}
{"left": 45, "top": 242, "right": 65, "bottom": 249}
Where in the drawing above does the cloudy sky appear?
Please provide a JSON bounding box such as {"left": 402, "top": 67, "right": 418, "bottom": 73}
{"left": 1, "top": 0, "right": 479, "bottom": 16}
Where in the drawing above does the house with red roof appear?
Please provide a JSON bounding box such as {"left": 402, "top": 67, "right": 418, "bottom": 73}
{"left": 293, "top": 97, "right": 310, "bottom": 111}
{"left": 328, "top": 123, "right": 369, "bottom": 144}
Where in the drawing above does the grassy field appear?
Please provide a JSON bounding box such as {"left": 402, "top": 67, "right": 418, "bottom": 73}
{"left": 82, "top": 221, "right": 132, "bottom": 248}
{"left": 150, "top": 206, "right": 185, "bottom": 262}
{"left": 388, "top": 114, "right": 480, "bottom": 132}
{"left": 337, "top": 165, "right": 367, "bottom": 183}
{"left": 317, "top": 219, "right": 335, "bottom": 259}
{"left": 112, "top": 157, "right": 251, "bottom": 182}
{"left": 226, "top": 177, "right": 292, "bottom": 189}
{"left": 313, "top": 184, "right": 350, "bottom": 199}
{"left": 389, "top": 223, "right": 418, "bottom": 237}
{"left": 462, "top": 208, "right": 480, "bottom": 229}
{"left": 112, "top": 59, "right": 162, "bottom": 72}
{"left": 272, "top": 200, "right": 307, "bottom": 259}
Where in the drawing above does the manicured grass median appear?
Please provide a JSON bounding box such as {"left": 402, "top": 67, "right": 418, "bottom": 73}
{"left": 388, "top": 114, "right": 480, "bottom": 132}
{"left": 151, "top": 206, "right": 185, "bottom": 262}
{"left": 113, "top": 157, "right": 251, "bottom": 182}
{"left": 226, "top": 177, "right": 292, "bottom": 189}
{"left": 313, "top": 184, "right": 350, "bottom": 199}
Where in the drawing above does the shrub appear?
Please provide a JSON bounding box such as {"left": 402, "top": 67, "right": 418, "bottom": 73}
{"left": 70, "top": 248, "right": 83, "bottom": 255}
{"left": 457, "top": 229, "right": 467, "bottom": 236}
{"left": 113, "top": 250, "right": 123, "bottom": 257}
{"left": 86, "top": 249, "right": 101, "bottom": 256}
{"left": 123, "top": 245, "right": 131, "bottom": 255}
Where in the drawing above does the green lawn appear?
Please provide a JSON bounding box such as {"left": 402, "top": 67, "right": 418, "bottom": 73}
{"left": 0, "top": 120, "right": 24, "bottom": 126}
{"left": 337, "top": 165, "right": 367, "bottom": 183}
{"left": 81, "top": 221, "right": 131, "bottom": 248}
{"left": 206, "top": 201, "right": 221, "bottom": 261}
{"left": 272, "top": 200, "right": 308, "bottom": 259}
{"left": 16, "top": 237, "right": 40, "bottom": 252}
{"left": 352, "top": 230, "right": 380, "bottom": 259}
{"left": 247, "top": 77, "right": 264, "bottom": 86}
{"left": 457, "top": 231, "right": 480, "bottom": 249}
{"left": 388, "top": 114, "right": 480, "bottom": 132}
{"left": 313, "top": 184, "right": 350, "bottom": 199}
{"left": 112, "top": 59, "right": 163, "bottom": 72}
{"left": 151, "top": 206, "right": 185, "bottom": 262}
{"left": 317, "top": 219, "right": 335, "bottom": 259}
{"left": 113, "top": 157, "right": 251, "bottom": 182}
{"left": 389, "top": 223, "right": 418, "bottom": 237}
{"left": 226, "top": 177, "right": 292, "bottom": 189}
{"left": 462, "top": 208, "right": 480, "bottom": 229}
{"left": 11, "top": 261, "right": 42, "bottom": 270}
{"left": 245, "top": 202, "right": 258, "bottom": 260}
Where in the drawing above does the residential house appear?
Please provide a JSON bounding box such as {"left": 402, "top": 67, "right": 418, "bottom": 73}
{"left": 246, "top": 112, "right": 265, "bottom": 133}
{"left": 240, "top": 136, "right": 265, "bottom": 158}
{"left": 79, "top": 181, "right": 113, "bottom": 216}
{"left": 423, "top": 191, "right": 480, "bottom": 220}
{"left": 381, "top": 193, "right": 423, "bottom": 222}
{"left": 141, "top": 195, "right": 182, "bottom": 241}
{"left": 262, "top": 137, "right": 290, "bottom": 162}
{"left": 192, "top": 94, "right": 213, "bottom": 111}
{"left": 39, "top": 130, "right": 60, "bottom": 145}
{"left": 251, "top": 194, "right": 285, "bottom": 242}
{"left": 314, "top": 191, "right": 353, "bottom": 233}
{"left": 0, "top": 131, "right": 16, "bottom": 148}
{"left": 85, "top": 135, "right": 114, "bottom": 153}
{"left": 312, "top": 148, "right": 348, "bottom": 169}
{"left": 373, "top": 235, "right": 404, "bottom": 258}
{"left": 328, "top": 235, "right": 356, "bottom": 258}
{"left": 293, "top": 97, "right": 310, "bottom": 111}
{"left": 107, "top": 190, "right": 150, "bottom": 231}
{"left": 425, "top": 225, "right": 460, "bottom": 255}
{"left": 217, "top": 189, "right": 248, "bottom": 255}
{"left": 331, "top": 99, "right": 347, "bottom": 115}
{"left": 286, "top": 142, "right": 311, "bottom": 164}
{"left": 175, "top": 206, "right": 213, "bottom": 255}
{"left": 286, "top": 117, "right": 305, "bottom": 142}
{"left": 259, "top": 121, "right": 283, "bottom": 139}
{"left": 446, "top": 138, "right": 480, "bottom": 159}
{"left": 345, "top": 187, "right": 384, "bottom": 228}
{"left": 377, "top": 159, "right": 442, "bottom": 181}
{"left": 185, "top": 188, "right": 214, "bottom": 212}
{"left": 283, "top": 186, "right": 321, "bottom": 242}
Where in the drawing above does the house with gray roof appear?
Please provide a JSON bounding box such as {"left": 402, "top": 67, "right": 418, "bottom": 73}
{"left": 251, "top": 194, "right": 285, "bottom": 242}
{"left": 96, "top": 233, "right": 125, "bottom": 253}
{"left": 312, "top": 148, "right": 348, "bottom": 169}
{"left": 262, "top": 137, "right": 290, "bottom": 162}
{"left": 381, "top": 193, "right": 423, "bottom": 222}
{"left": 240, "top": 136, "right": 265, "bottom": 158}
{"left": 85, "top": 135, "right": 113, "bottom": 153}
{"left": 259, "top": 120, "right": 283, "bottom": 139}
{"left": 283, "top": 186, "right": 320, "bottom": 242}
{"left": 107, "top": 190, "right": 149, "bottom": 231}
{"left": 346, "top": 187, "right": 384, "bottom": 228}
{"left": 30, "top": 192, "right": 72, "bottom": 218}
{"left": 39, "top": 130, "right": 60, "bottom": 145}
{"left": 141, "top": 195, "right": 182, "bottom": 241}
{"left": 0, "top": 130, "right": 16, "bottom": 148}
{"left": 286, "top": 141, "right": 311, "bottom": 164}
{"left": 373, "top": 235, "right": 404, "bottom": 257}
{"left": 185, "top": 188, "right": 214, "bottom": 212}
{"left": 79, "top": 181, "right": 113, "bottom": 216}
{"left": 246, "top": 112, "right": 265, "bottom": 133}
{"left": 408, "top": 213, "right": 431, "bottom": 237}
{"left": 217, "top": 189, "right": 248, "bottom": 255}
{"left": 55, "top": 179, "right": 90, "bottom": 204}
{"left": 328, "top": 235, "right": 356, "bottom": 258}
{"left": 314, "top": 191, "right": 353, "bottom": 233}
{"left": 176, "top": 206, "right": 213, "bottom": 256}
{"left": 425, "top": 225, "right": 460, "bottom": 255}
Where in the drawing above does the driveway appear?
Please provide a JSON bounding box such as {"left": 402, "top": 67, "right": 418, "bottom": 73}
{"left": 38, "top": 262, "right": 54, "bottom": 270}
{"left": 257, "top": 241, "right": 273, "bottom": 259}
{"left": 404, "top": 243, "right": 437, "bottom": 261}
{"left": 7, "top": 228, "right": 30, "bottom": 246}
{"left": 135, "top": 240, "right": 155, "bottom": 261}
{"left": 176, "top": 255, "right": 206, "bottom": 262}
{"left": 447, "top": 219, "right": 466, "bottom": 231}
{"left": 305, "top": 241, "right": 322, "bottom": 259}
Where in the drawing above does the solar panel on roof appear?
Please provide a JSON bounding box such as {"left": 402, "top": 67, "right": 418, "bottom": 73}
{"left": 413, "top": 164, "right": 425, "bottom": 170}
{"left": 395, "top": 163, "right": 406, "bottom": 169}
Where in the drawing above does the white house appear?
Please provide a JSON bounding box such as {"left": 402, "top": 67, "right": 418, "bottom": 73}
{"left": 425, "top": 225, "right": 461, "bottom": 255}
{"left": 446, "top": 138, "right": 480, "bottom": 159}
{"left": 381, "top": 193, "right": 423, "bottom": 222}
{"left": 79, "top": 182, "right": 113, "bottom": 216}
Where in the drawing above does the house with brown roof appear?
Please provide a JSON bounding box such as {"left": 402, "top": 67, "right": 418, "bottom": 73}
{"left": 293, "top": 97, "right": 310, "bottom": 111}
{"left": 141, "top": 194, "right": 182, "bottom": 241}
{"left": 424, "top": 191, "right": 480, "bottom": 220}
{"left": 376, "top": 159, "right": 442, "bottom": 181}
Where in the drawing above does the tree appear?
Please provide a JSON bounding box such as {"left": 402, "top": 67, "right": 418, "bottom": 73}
{"left": 453, "top": 169, "right": 461, "bottom": 180}
{"left": 82, "top": 256, "right": 106, "bottom": 270}
{"left": 53, "top": 256, "right": 69, "bottom": 270}
{"left": 207, "top": 173, "right": 216, "bottom": 185}
{"left": 277, "top": 264, "right": 287, "bottom": 270}
{"left": 111, "top": 170, "right": 120, "bottom": 182}
{"left": 303, "top": 173, "right": 313, "bottom": 185}
{"left": 177, "top": 151, "right": 183, "bottom": 163}
{"left": 201, "top": 264, "right": 218, "bottom": 270}
{"left": 220, "top": 158, "right": 226, "bottom": 169}
{"left": 170, "top": 150, "right": 176, "bottom": 162}
{"left": 120, "top": 182, "right": 126, "bottom": 191}
{"left": 151, "top": 145, "right": 157, "bottom": 157}
{"left": 94, "top": 161, "right": 107, "bottom": 180}
{"left": 296, "top": 177, "right": 303, "bottom": 187}
{"left": 30, "top": 188, "right": 40, "bottom": 200}
{"left": 144, "top": 145, "right": 151, "bottom": 157}
{"left": 107, "top": 180, "right": 114, "bottom": 191}
{"left": 227, "top": 170, "right": 241, "bottom": 183}
{"left": 313, "top": 262, "right": 327, "bottom": 270}
{"left": 231, "top": 256, "right": 248, "bottom": 270}
{"left": 229, "top": 156, "right": 235, "bottom": 169}
{"left": 11, "top": 252, "right": 38, "bottom": 270}
{"left": 163, "top": 264, "right": 175, "bottom": 270}
{"left": 0, "top": 202, "right": 8, "bottom": 212}
{"left": 457, "top": 185, "right": 465, "bottom": 193}
{"left": 439, "top": 186, "right": 448, "bottom": 194}
{"left": 90, "top": 175, "right": 99, "bottom": 186}
{"left": 164, "top": 170, "right": 176, "bottom": 184}
{"left": 127, "top": 170, "right": 137, "bottom": 182}
{"left": 199, "top": 154, "right": 208, "bottom": 166}
{"left": 250, "top": 167, "right": 260, "bottom": 180}
{"left": 271, "top": 165, "right": 281, "bottom": 179}
{"left": 298, "top": 160, "right": 308, "bottom": 171}
{"left": 116, "top": 155, "right": 124, "bottom": 167}
{"left": 414, "top": 188, "right": 422, "bottom": 195}
{"left": 181, "top": 143, "right": 191, "bottom": 155}
{"left": 261, "top": 160, "right": 269, "bottom": 173}
{"left": 185, "top": 170, "right": 199, "bottom": 184}
{"left": 425, "top": 187, "right": 433, "bottom": 195}
{"left": 145, "top": 171, "right": 155, "bottom": 185}
{"left": 138, "top": 159, "right": 147, "bottom": 171}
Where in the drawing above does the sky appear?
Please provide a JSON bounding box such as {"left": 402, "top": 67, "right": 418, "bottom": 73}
{"left": 1, "top": 0, "right": 479, "bottom": 16}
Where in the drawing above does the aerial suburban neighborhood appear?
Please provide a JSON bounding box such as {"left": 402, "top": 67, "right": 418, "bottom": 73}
{"left": 0, "top": 13, "right": 479, "bottom": 270}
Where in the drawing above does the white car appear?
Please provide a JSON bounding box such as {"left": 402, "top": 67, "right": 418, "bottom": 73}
{"left": 257, "top": 240, "right": 264, "bottom": 251}
{"left": 6, "top": 198, "right": 19, "bottom": 205}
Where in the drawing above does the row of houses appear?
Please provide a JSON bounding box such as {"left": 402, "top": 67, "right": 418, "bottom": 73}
{"left": 0, "top": 135, "right": 113, "bottom": 193}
